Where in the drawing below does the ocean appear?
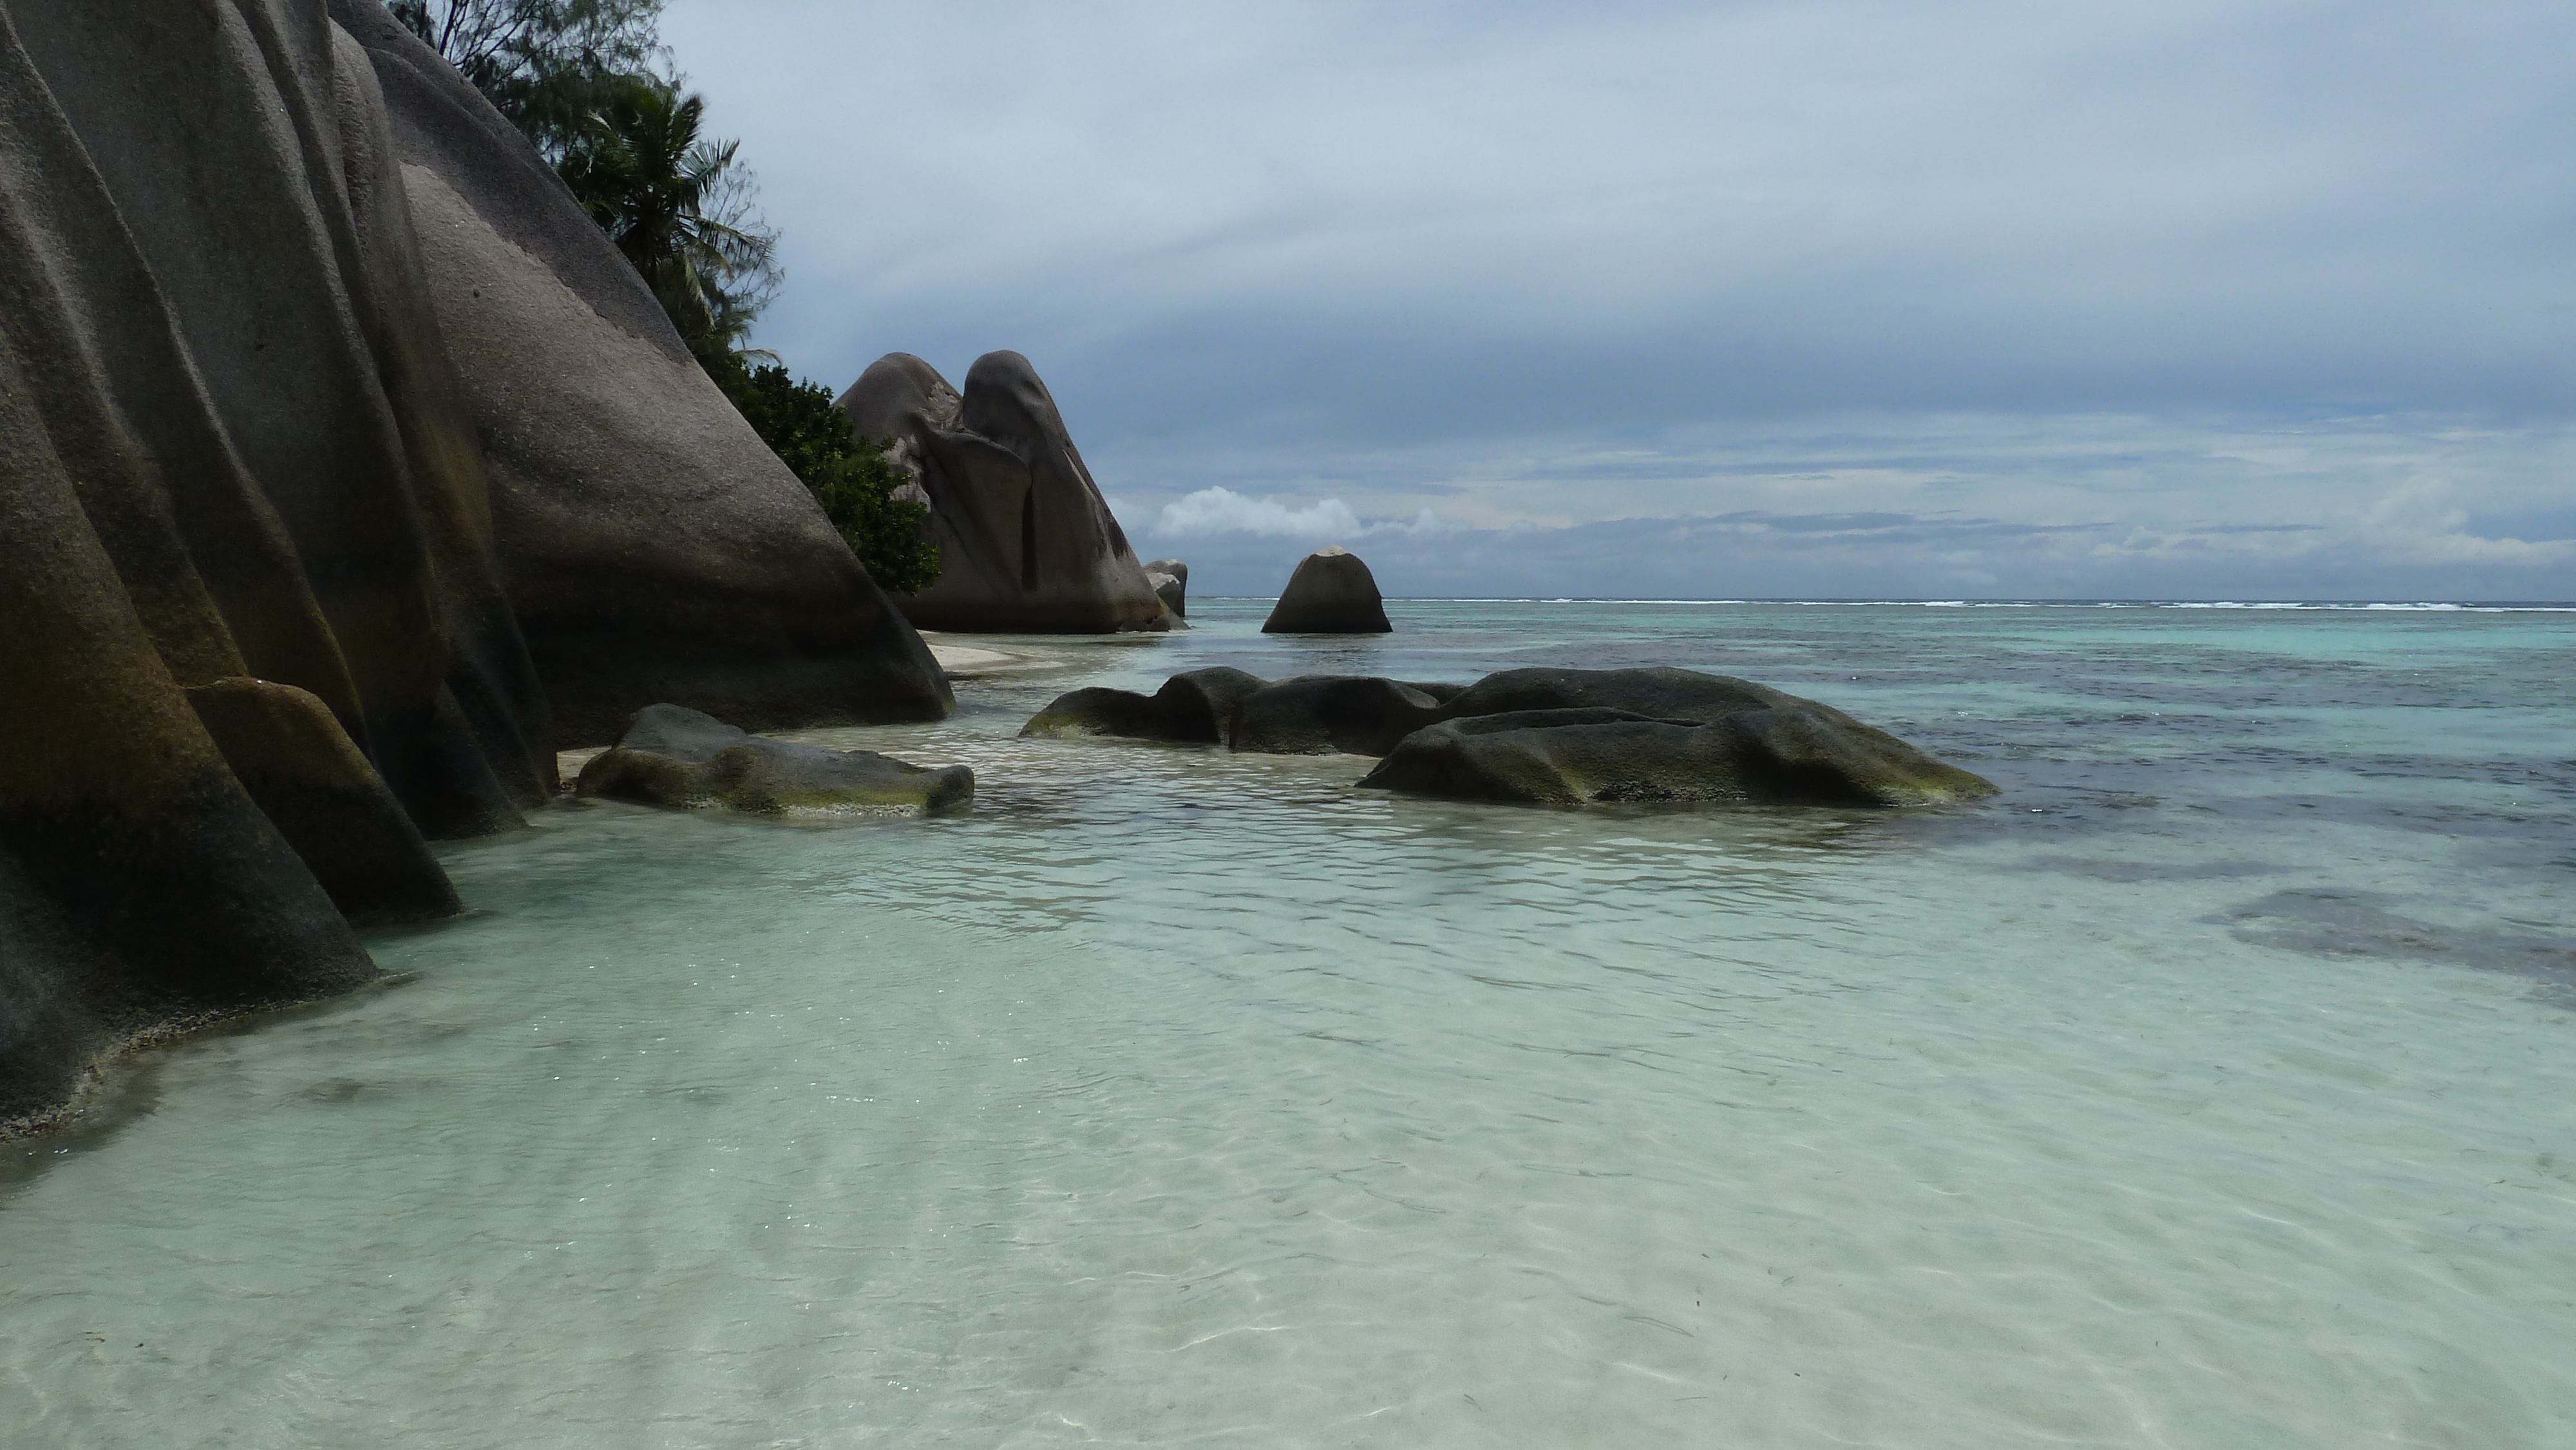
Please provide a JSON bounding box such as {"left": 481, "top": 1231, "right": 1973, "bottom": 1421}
{"left": 5, "top": 599, "right": 2573, "bottom": 1448}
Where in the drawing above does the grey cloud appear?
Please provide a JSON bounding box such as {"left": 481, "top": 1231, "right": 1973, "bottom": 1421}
{"left": 659, "top": 0, "right": 2576, "bottom": 596}
{"left": 1692, "top": 511, "right": 2108, "bottom": 539}
{"left": 672, "top": 1, "right": 2575, "bottom": 409}
{"left": 2466, "top": 509, "right": 2576, "bottom": 543}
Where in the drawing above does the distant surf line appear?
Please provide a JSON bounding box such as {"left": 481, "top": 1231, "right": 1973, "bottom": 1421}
{"left": 1197, "top": 598, "right": 2576, "bottom": 611}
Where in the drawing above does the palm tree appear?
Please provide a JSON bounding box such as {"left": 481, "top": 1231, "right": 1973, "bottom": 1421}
{"left": 556, "top": 78, "right": 779, "bottom": 367}
{"left": 390, "top": 0, "right": 663, "bottom": 160}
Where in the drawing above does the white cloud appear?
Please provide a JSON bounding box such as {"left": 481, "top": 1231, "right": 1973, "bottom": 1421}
{"left": 1148, "top": 487, "right": 1451, "bottom": 540}
{"left": 2354, "top": 478, "right": 2576, "bottom": 567}
{"left": 1153, "top": 487, "right": 1362, "bottom": 538}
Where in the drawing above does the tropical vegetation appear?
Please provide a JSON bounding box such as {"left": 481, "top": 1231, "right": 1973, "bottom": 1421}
{"left": 386, "top": 0, "right": 663, "bottom": 160}
{"left": 719, "top": 365, "right": 941, "bottom": 596}
{"left": 555, "top": 78, "right": 775, "bottom": 369}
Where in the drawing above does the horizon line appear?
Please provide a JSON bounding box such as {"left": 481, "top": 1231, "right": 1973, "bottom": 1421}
{"left": 1186, "top": 596, "right": 2576, "bottom": 610}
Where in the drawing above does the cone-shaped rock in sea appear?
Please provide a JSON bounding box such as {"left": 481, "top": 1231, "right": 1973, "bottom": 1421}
{"left": 1262, "top": 547, "right": 1392, "bottom": 634}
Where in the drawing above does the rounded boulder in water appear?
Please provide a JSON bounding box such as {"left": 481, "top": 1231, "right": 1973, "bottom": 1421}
{"left": 1021, "top": 667, "right": 1268, "bottom": 744}
{"left": 576, "top": 704, "right": 972, "bottom": 818}
{"left": 1227, "top": 675, "right": 1448, "bottom": 755}
{"left": 1261, "top": 547, "right": 1392, "bottom": 634}
{"left": 1359, "top": 706, "right": 1999, "bottom": 807}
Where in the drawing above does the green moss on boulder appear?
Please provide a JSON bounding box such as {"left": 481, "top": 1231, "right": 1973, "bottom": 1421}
{"left": 577, "top": 704, "right": 971, "bottom": 817}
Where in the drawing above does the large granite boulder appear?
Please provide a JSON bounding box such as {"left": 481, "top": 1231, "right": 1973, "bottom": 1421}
{"left": 332, "top": 4, "right": 952, "bottom": 744}
{"left": 839, "top": 352, "right": 1173, "bottom": 634}
{"left": 1145, "top": 560, "right": 1189, "bottom": 617}
{"left": 1359, "top": 707, "right": 1998, "bottom": 807}
{"left": 1021, "top": 667, "right": 1269, "bottom": 744}
{"left": 10, "top": 0, "right": 553, "bottom": 836}
{"left": 577, "top": 705, "right": 972, "bottom": 817}
{"left": 0, "top": 379, "right": 378, "bottom": 1134}
{"left": 1, "top": 0, "right": 527, "bottom": 1130}
{"left": 1262, "top": 546, "right": 1392, "bottom": 634}
{"left": 0, "top": 0, "right": 960, "bottom": 1134}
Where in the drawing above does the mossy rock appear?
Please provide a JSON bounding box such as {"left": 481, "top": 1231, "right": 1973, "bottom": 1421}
{"left": 577, "top": 705, "right": 971, "bottom": 818}
{"left": 1262, "top": 547, "right": 1390, "bottom": 634}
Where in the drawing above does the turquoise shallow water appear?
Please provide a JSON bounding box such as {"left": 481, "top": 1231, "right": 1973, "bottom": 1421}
{"left": 6, "top": 600, "right": 2574, "bottom": 1448}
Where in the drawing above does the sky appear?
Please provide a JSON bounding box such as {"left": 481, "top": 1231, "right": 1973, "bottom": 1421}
{"left": 661, "top": 0, "right": 2575, "bottom": 600}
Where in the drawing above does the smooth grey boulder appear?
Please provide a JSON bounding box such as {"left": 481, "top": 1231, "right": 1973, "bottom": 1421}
{"left": 12, "top": 0, "right": 553, "bottom": 838}
{"left": 576, "top": 705, "right": 972, "bottom": 817}
{"left": 1144, "top": 560, "right": 1189, "bottom": 617}
{"left": 1021, "top": 668, "right": 1269, "bottom": 744}
{"left": 1227, "top": 676, "right": 1450, "bottom": 756}
{"left": 1, "top": 0, "right": 546, "bottom": 1131}
{"left": 1262, "top": 546, "right": 1391, "bottom": 634}
{"left": 840, "top": 352, "right": 1172, "bottom": 634}
{"left": 1359, "top": 706, "right": 2000, "bottom": 807}
{"left": 334, "top": 5, "right": 951, "bottom": 745}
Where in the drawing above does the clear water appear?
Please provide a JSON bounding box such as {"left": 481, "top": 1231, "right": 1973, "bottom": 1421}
{"left": 6, "top": 600, "right": 2574, "bottom": 1449}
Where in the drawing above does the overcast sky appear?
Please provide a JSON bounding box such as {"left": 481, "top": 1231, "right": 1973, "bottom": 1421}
{"left": 663, "top": 0, "right": 2574, "bottom": 599}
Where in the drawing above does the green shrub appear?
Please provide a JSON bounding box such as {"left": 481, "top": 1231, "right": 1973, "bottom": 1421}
{"left": 716, "top": 361, "right": 942, "bottom": 596}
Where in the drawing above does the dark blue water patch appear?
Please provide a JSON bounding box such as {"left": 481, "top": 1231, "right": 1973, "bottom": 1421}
{"left": 2199, "top": 793, "right": 2573, "bottom": 839}
{"left": 2453, "top": 838, "right": 2576, "bottom": 878}
{"left": 2020, "top": 856, "right": 2286, "bottom": 882}
{"left": 2218, "top": 889, "right": 2576, "bottom": 1007}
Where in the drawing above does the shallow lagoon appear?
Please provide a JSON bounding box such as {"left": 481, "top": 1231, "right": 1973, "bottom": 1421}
{"left": 6, "top": 601, "right": 2573, "bottom": 1448}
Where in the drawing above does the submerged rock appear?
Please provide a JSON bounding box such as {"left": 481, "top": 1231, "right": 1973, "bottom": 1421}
{"left": 840, "top": 352, "right": 1171, "bottom": 634}
{"left": 577, "top": 705, "right": 972, "bottom": 817}
{"left": 1262, "top": 547, "right": 1391, "bottom": 634}
{"left": 1021, "top": 668, "right": 1269, "bottom": 744}
{"left": 1359, "top": 706, "right": 1998, "bottom": 807}
{"left": 1144, "top": 560, "right": 1189, "bottom": 617}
